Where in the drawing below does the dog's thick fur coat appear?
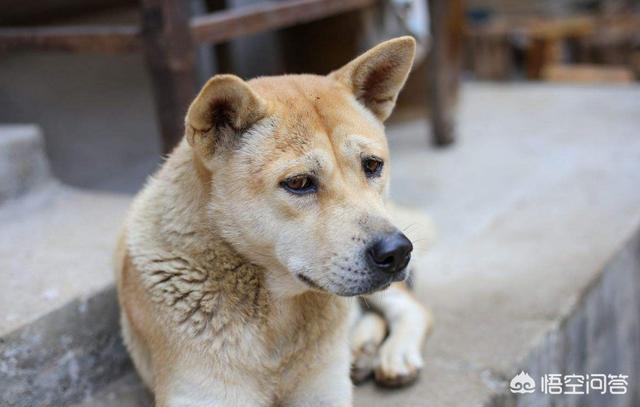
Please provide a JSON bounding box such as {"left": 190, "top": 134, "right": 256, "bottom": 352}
{"left": 115, "top": 37, "right": 433, "bottom": 407}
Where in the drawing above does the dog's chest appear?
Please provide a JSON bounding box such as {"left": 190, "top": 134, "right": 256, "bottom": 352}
{"left": 197, "top": 287, "right": 349, "bottom": 389}
{"left": 260, "top": 293, "right": 350, "bottom": 372}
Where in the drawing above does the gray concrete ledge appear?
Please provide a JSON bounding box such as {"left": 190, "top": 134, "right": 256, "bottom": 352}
{"left": 0, "top": 124, "right": 131, "bottom": 406}
{"left": 509, "top": 227, "right": 640, "bottom": 407}
{"left": 0, "top": 185, "right": 130, "bottom": 337}
{"left": 0, "top": 287, "right": 130, "bottom": 407}
{"left": 0, "top": 183, "right": 131, "bottom": 407}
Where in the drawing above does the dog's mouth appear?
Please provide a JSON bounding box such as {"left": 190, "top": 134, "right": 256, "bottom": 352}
{"left": 296, "top": 273, "right": 326, "bottom": 291}
{"left": 296, "top": 266, "right": 408, "bottom": 297}
{"left": 345, "top": 267, "right": 409, "bottom": 296}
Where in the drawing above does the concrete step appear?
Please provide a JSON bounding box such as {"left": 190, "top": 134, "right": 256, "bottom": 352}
{"left": 3, "top": 83, "right": 640, "bottom": 407}
{"left": 0, "top": 126, "right": 131, "bottom": 407}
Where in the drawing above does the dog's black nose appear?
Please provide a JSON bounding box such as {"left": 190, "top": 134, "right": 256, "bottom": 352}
{"left": 366, "top": 232, "right": 413, "bottom": 274}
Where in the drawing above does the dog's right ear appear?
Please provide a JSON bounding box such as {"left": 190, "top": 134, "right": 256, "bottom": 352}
{"left": 185, "top": 74, "right": 268, "bottom": 156}
{"left": 329, "top": 36, "right": 415, "bottom": 122}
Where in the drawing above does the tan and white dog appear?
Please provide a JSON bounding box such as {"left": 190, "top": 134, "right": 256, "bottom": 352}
{"left": 115, "top": 36, "right": 433, "bottom": 407}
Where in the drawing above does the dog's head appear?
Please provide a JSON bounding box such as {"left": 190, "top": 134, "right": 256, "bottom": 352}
{"left": 185, "top": 37, "right": 416, "bottom": 296}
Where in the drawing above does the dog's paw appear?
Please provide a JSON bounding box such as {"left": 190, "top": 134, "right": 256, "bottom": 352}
{"left": 373, "top": 338, "right": 423, "bottom": 388}
{"left": 351, "top": 340, "right": 380, "bottom": 384}
{"left": 350, "top": 312, "right": 386, "bottom": 384}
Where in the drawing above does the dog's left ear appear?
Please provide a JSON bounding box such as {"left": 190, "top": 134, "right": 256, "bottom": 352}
{"left": 329, "top": 36, "right": 416, "bottom": 122}
{"left": 185, "top": 74, "right": 268, "bottom": 156}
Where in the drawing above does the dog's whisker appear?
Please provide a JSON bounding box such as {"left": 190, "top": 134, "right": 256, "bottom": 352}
{"left": 410, "top": 238, "right": 429, "bottom": 244}
{"left": 360, "top": 296, "right": 371, "bottom": 309}
{"left": 402, "top": 222, "right": 419, "bottom": 232}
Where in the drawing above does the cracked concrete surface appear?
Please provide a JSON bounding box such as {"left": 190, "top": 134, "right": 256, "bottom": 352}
{"left": 2, "top": 83, "right": 640, "bottom": 406}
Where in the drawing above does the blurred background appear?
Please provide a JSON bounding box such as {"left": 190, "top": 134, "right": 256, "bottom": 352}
{"left": 1, "top": 1, "right": 640, "bottom": 406}
{"left": 1, "top": 0, "right": 639, "bottom": 193}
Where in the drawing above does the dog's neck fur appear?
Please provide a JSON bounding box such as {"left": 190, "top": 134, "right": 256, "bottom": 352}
{"left": 127, "top": 141, "right": 348, "bottom": 347}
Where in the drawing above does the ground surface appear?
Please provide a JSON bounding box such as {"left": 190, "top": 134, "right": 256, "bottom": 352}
{"left": 2, "top": 83, "right": 640, "bottom": 407}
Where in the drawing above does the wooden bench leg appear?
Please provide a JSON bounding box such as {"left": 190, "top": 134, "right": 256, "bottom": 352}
{"left": 427, "top": 0, "right": 461, "bottom": 147}
{"left": 140, "top": 0, "right": 198, "bottom": 154}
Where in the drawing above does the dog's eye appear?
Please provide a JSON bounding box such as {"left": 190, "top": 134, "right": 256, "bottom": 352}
{"left": 362, "top": 157, "right": 383, "bottom": 178}
{"left": 281, "top": 175, "right": 317, "bottom": 195}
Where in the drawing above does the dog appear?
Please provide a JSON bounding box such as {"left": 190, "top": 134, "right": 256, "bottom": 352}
{"left": 115, "top": 36, "right": 433, "bottom": 407}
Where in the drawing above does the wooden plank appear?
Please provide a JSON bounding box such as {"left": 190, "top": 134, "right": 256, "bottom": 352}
{"left": 0, "top": 26, "right": 140, "bottom": 53}
{"left": 140, "top": 0, "right": 198, "bottom": 153}
{"left": 0, "top": 0, "right": 134, "bottom": 25}
{"left": 191, "top": 0, "right": 376, "bottom": 44}
{"left": 0, "top": 0, "right": 377, "bottom": 54}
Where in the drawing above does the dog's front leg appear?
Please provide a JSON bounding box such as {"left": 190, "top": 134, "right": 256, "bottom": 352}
{"left": 282, "top": 343, "right": 353, "bottom": 407}
{"left": 364, "top": 282, "right": 433, "bottom": 387}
